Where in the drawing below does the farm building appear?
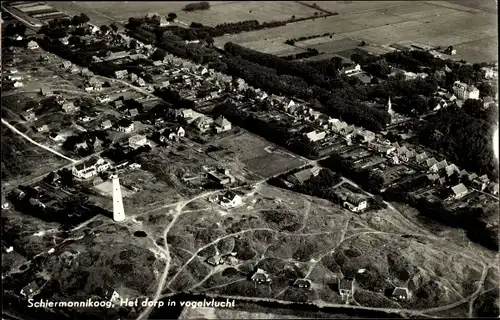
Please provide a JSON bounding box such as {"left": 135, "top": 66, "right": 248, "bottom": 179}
{"left": 391, "top": 287, "right": 411, "bottom": 302}
{"left": 293, "top": 279, "right": 311, "bottom": 289}
{"left": 129, "top": 135, "right": 148, "bottom": 149}
{"left": 338, "top": 278, "right": 355, "bottom": 300}
{"left": 450, "top": 183, "right": 468, "bottom": 199}
{"left": 214, "top": 116, "right": 232, "bottom": 133}
{"left": 250, "top": 268, "right": 271, "bottom": 284}
{"left": 206, "top": 255, "right": 224, "bottom": 266}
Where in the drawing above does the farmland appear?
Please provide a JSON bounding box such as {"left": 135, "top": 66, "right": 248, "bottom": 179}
{"left": 72, "top": 1, "right": 320, "bottom": 26}
{"left": 211, "top": 1, "right": 497, "bottom": 63}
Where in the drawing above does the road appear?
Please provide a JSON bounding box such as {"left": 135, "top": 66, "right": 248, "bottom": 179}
{"left": 2, "top": 118, "right": 77, "bottom": 163}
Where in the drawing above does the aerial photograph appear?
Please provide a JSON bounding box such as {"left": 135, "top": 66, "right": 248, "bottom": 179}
{"left": 1, "top": 1, "right": 498, "bottom": 319}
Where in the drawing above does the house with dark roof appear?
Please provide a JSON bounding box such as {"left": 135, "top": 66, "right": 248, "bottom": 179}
{"left": 117, "top": 119, "right": 134, "bottom": 133}
{"left": 219, "top": 191, "right": 242, "bottom": 208}
{"left": 99, "top": 286, "right": 121, "bottom": 302}
{"left": 206, "top": 254, "right": 224, "bottom": 266}
{"left": 20, "top": 281, "right": 41, "bottom": 299}
{"left": 250, "top": 268, "right": 271, "bottom": 284}
{"left": 21, "top": 111, "right": 36, "bottom": 121}
{"left": 207, "top": 168, "right": 235, "bottom": 186}
{"left": 391, "top": 287, "right": 411, "bottom": 302}
{"left": 338, "top": 278, "right": 355, "bottom": 300}
{"left": 293, "top": 278, "right": 311, "bottom": 289}
{"left": 214, "top": 116, "right": 231, "bottom": 133}
{"left": 342, "top": 194, "right": 368, "bottom": 213}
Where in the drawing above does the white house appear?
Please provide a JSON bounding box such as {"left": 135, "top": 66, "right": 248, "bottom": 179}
{"left": 129, "top": 135, "right": 148, "bottom": 149}
{"left": 305, "top": 130, "right": 326, "bottom": 142}
{"left": 453, "top": 81, "right": 480, "bottom": 100}
{"left": 450, "top": 183, "right": 468, "bottom": 199}
{"left": 72, "top": 157, "right": 110, "bottom": 179}
{"left": 101, "top": 120, "right": 112, "bottom": 130}
{"left": 13, "top": 81, "right": 24, "bottom": 88}
{"left": 219, "top": 192, "right": 242, "bottom": 208}
{"left": 117, "top": 120, "right": 134, "bottom": 133}
{"left": 27, "top": 40, "right": 39, "bottom": 50}
{"left": 214, "top": 116, "right": 231, "bottom": 133}
{"left": 343, "top": 195, "right": 368, "bottom": 213}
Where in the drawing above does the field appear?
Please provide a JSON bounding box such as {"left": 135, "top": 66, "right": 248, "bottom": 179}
{"left": 208, "top": 131, "right": 305, "bottom": 178}
{"left": 213, "top": 1, "right": 497, "bottom": 63}
{"left": 73, "top": 1, "right": 319, "bottom": 26}
{"left": 1, "top": 126, "right": 69, "bottom": 189}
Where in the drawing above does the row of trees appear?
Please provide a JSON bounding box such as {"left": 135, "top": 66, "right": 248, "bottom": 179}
{"left": 284, "top": 32, "right": 332, "bottom": 45}
{"left": 183, "top": 1, "right": 210, "bottom": 11}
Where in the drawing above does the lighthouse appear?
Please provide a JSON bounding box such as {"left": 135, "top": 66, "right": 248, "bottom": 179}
{"left": 111, "top": 173, "right": 126, "bottom": 222}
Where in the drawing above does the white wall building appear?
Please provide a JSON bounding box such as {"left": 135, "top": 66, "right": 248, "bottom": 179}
{"left": 453, "top": 81, "right": 480, "bottom": 100}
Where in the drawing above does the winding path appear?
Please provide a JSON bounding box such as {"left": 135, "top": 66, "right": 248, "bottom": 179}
{"left": 2, "top": 118, "right": 77, "bottom": 163}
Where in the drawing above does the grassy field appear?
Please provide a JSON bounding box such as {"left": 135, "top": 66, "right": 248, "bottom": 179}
{"left": 1, "top": 126, "right": 69, "bottom": 188}
{"left": 208, "top": 131, "right": 305, "bottom": 179}
{"left": 212, "top": 1, "right": 497, "bottom": 64}
{"left": 76, "top": 1, "right": 319, "bottom": 26}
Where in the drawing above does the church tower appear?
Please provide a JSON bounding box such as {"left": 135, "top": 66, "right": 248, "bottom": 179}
{"left": 111, "top": 173, "right": 126, "bottom": 222}
{"left": 387, "top": 97, "right": 395, "bottom": 121}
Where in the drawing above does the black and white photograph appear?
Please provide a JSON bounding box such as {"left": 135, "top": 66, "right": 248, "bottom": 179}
{"left": 1, "top": 1, "right": 498, "bottom": 319}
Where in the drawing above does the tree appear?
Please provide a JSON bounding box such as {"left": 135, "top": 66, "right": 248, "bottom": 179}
{"left": 168, "top": 12, "right": 177, "bottom": 20}
{"left": 129, "top": 39, "right": 138, "bottom": 50}
{"left": 100, "top": 25, "right": 110, "bottom": 34}
{"left": 204, "top": 33, "right": 214, "bottom": 46}
{"left": 291, "top": 15, "right": 296, "bottom": 20}
{"left": 477, "top": 82, "right": 495, "bottom": 98}
{"left": 110, "top": 23, "right": 119, "bottom": 32}
{"left": 151, "top": 48, "right": 167, "bottom": 61}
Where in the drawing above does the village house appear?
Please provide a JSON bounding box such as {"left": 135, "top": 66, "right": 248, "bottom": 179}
{"left": 29, "top": 198, "right": 46, "bottom": 209}
{"left": 21, "top": 111, "right": 36, "bottom": 121}
{"left": 99, "top": 286, "right": 121, "bottom": 302}
{"left": 105, "top": 50, "right": 128, "bottom": 61}
{"left": 425, "top": 157, "right": 438, "bottom": 168}
{"left": 117, "top": 119, "right": 134, "bottom": 133}
{"left": 101, "top": 120, "right": 112, "bottom": 130}
{"left": 305, "top": 130, "right": 326, "bottom": 143}
{"left": 219, "top": 191, "right": 242, "bottom": 208}
{"left": 207, "top": 168, "right": 235, "bottom": 186}
{"left": 35, "top": 124, "right": 49, "bottom": 132}
{"left": 338, "top": 278, "right": 355, "bottom": 300}
{"left": 70, "top": 65, "right": 80, "bottom": 74}
{"left": 75, "top": 141, "right": 89, "bottom": 150}
{"left": 27, "top": 40, "right": 39, "bottom": 50}
{"left": 61, "top": 61, "right": 72, "bottom": 69}
{"left": 206, "top": 254, "right": 224, "bottom": 266}
{"left": 453, "top": 81, "right": 480, "bottom": 100}
{"left": 414, "top": 152, "right": 428, "bottom": 164}
{"left": 114, "top": 70, "right": 128, "bottom": 79}
{"left": 356, "top": 130, "right": 376, "bottom": 143}
{"left": 330, "top": 120, "right": 348, "bottom": 133}
{"left": 114, "top": 100, "right": 124, "bottom": 109}
{"left": 450, "top": 183, "right": 468, "bottom": 199}
{"left": 128, "top": 108, "right": 139, "bottom": 118}
{"left": 49, "top": 132, "right": 64, "bottom": 142}
{"left": 40, "top": 86, "right": 52, "bottom": 97}
{"left": 72, "top": 157, "right": 110, "bottom": 179}
{"left": 342, "top": 194, "right": 368, "bottom": 213}
{"left": 20, "top": 281, "right": 41, "bottom": 299}
{"left": 429, "top": 160, "right": 448, "bottom": 173}
{"left": 250, "top": 268, "right": 271, "bottom": 284}
{"left": 129, "top": 135, "right": 148, "bottom": 149}
{"left": 62, "top": 102, "right": 79, "bottom": 113}
{"left": 14, "top": 81, "right": 24, "bottom": 88}
{"left": 214, "top": 116, "right": 232, "bottom": 133}
{"left": 480, "top": 67, "right": 497, "bottom": 80}
{"left": 391, "top": 287, "right": 411, "bottom": 302}
{"left": 472, "top": 174, "right": 490, "bottom": 191}
{"left": 293, "top": 278, "right": 311, "bottom": 289}
{"left": 487, "top": 182, "right": 499, "bottom": 195}
{"left": 341, "top": 63, "right": 362, "bottom": 75}
{"left": 194, "top": 116, "right": 213, "bottom": 133}
{"left": 11, "top": 188, "right": 26, "bottom": 200}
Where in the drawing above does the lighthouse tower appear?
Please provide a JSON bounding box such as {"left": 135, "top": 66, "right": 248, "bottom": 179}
{"left": 111, "top": 173, "right": 126, "bottom": 222}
